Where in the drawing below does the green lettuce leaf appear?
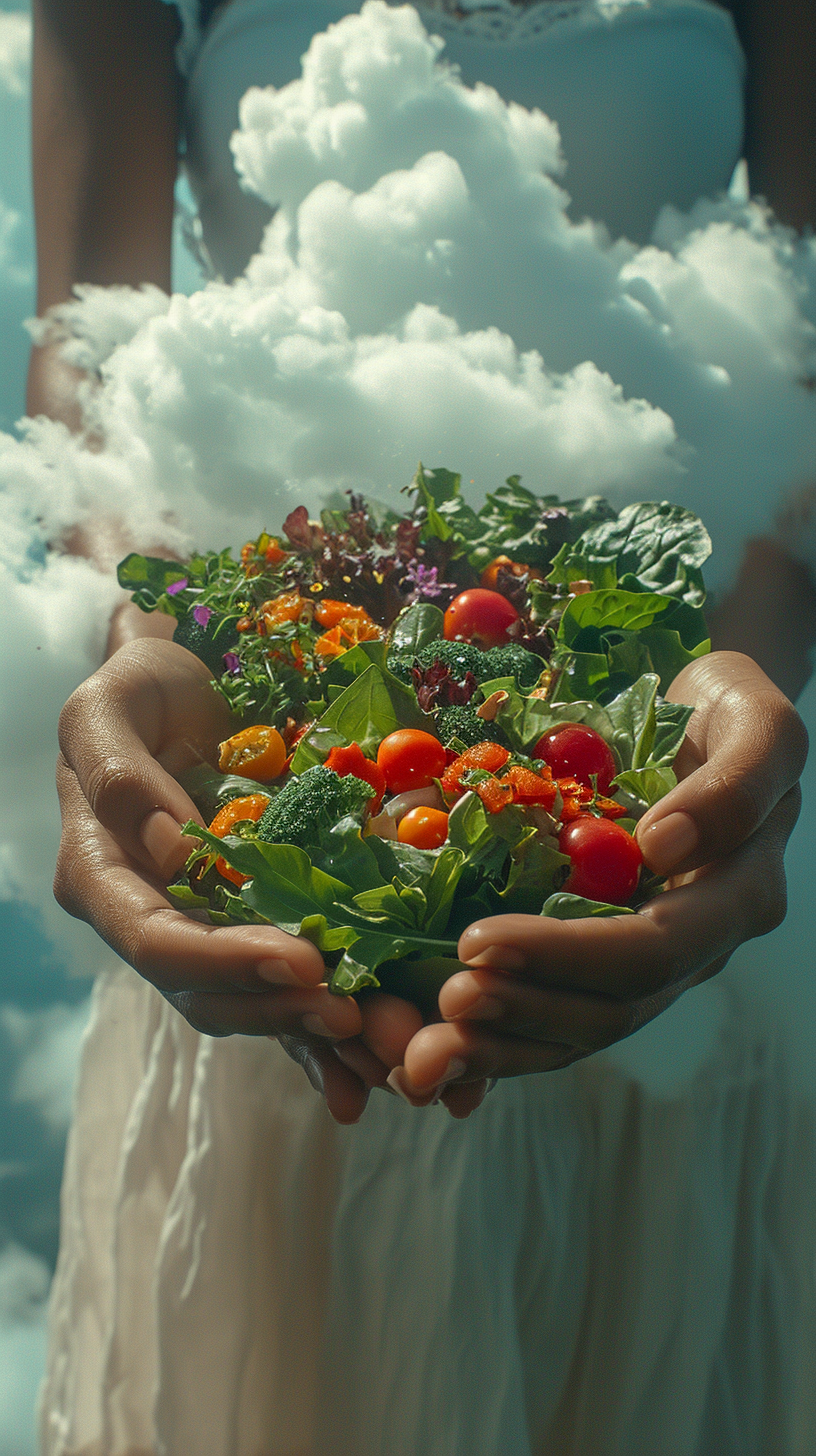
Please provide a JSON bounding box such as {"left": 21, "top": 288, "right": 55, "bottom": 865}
{"left": 576, "top": 501, "right": 712, "bottom": 604}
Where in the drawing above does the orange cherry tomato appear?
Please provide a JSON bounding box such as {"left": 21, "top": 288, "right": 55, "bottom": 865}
{"left": 218, "top": 724, "right": 288, "bottom": 782}
{"left": 397, "top": 806, "right": 449, "bottom": 849}
{"left": 325, "top": 741, "right": 386, "bottom": 811}
{"left": 479, "top": 556, "right": 544, "bottom": 590}
{"left": 264, "top": 539, "right": 289, "bottom": 566}
{"left": 376, "top": 729, "right": 447, "bottom": 794}
{"left": 260, "top": 591, "right": 305, "bottom": 631}
{"left": 443, "top": 589, "right": 519, "bottom": 648}
{"left": 314, "top": 600, "right": 379, "bottom": 631}
{"left": 208, "top": 794, "right": 270, "bottom": 887}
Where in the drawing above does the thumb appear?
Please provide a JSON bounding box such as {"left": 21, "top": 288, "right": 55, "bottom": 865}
{"left": 634, "top": 662, "right": 808, "bottom": 876}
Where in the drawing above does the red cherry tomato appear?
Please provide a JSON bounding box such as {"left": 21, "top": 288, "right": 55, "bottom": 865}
{"left": 376, "top": 729, "right": 447, "bottom": 794}
{"left": 535, "top": 723, "right": 617, "bottom": 794}
{"left": 443, "top": 589, "right": 519, "bottom": 648}
{"left": 559, "top": 817, "right": 642, "bottom": 905}
{"left": 397, "top": 806, "right": 450, "bottom": 849}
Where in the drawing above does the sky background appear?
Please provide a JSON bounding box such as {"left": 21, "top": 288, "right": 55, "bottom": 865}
{"left": 0, "top": 7, "right": 201, "bottom": 1449}
{"left": 1, "top": 3, "right": 816, "bottom": 1451}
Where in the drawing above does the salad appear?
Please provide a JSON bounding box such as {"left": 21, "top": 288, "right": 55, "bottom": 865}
{"left": 118, "top": 467, "right": 712, "bottom": 1005}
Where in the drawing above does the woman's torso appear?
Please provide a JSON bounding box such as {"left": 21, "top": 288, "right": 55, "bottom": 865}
{"left": 181, "top": 0, "right": 746, "bottom": 279}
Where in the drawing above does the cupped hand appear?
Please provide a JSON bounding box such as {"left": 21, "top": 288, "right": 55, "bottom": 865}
{"left": 391, "top": 652, "right": 807, "bottom": 1114}
{"left": 54, "top": 637, "right": 422, "bottom": 1123}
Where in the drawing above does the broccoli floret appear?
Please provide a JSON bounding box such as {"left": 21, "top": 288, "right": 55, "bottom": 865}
{"left": 256, "top": 765, "right": 372, "bottom": 847}
{"left": 415, "top": 639, "right": 486, "bottom": 679}
{"left": 385, "top": 654, "right": 416, "bottom": 687}
{"left": 436, "top": 705, "right": 509, "bottom": 749}
{"left": 481, "top": 643, "right": 546, "bottom": 689}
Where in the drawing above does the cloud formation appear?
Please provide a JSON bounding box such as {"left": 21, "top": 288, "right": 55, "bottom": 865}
{"left": 2, "top": 0, "right": 816, "bottom": 974}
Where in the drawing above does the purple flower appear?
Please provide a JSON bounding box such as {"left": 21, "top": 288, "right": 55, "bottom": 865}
{"left": 223, "top": 651, "right": 242, "bottom": 676}
{"left": 166, "top": 577, "right": 188, "bottom": 597}
{"left": 402, "top": 561, "right": 457, "bottom": 600}
{"left": 192, "top": 604, "right": 213, "bottom": 628}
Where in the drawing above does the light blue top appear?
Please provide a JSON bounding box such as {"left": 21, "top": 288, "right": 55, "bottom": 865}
{"left": 165, "top": 0, "right": 745, "bottom": 277}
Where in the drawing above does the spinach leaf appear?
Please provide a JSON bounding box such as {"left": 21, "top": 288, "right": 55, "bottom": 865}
{"left": 117, "top": 552, "right": 187, "bottom": 614}
{"left": 577, "top": 501, "right": 712, "bottom": 604}
{"left": 412, "top": 463, "right": 461, "bottom": 541}
{"left": 291, "top": 663, "right": 430, "bottom": 771}
{"left": 651, "top": 699, "right": 695, "bottom": 766}
{"left": 558, "top": 589, "right": 671, "bottom": 645}
{"left": 541, "top": 893, "right": 635, "bottom": 919}
{"left": 612, "top": 766, "right": 678, "bottom": 810}
{"left": 388, "top": 601, "right": 445, "bottom": 656}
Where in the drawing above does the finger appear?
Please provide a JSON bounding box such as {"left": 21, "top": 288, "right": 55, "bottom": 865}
{"left": 358, "top": 993, "right": 425, "bottom": 1068}
{"left": 635, "top": 653, "right": 807, "bottom": 876}
{"left": 438, "top": 968, "right": 640, "bottom": 1050}
{"left": 403, "top": 1021, "right": 578, "bottom": 1092}
{"left": 55, "top": 764, "right": 330, "bottom": 994}
{"left": 440, "top": 1079, "right": 493, "bottom": 1118}
{"left": 164, "top": 984, "right": 362, "bottom": 1040}
{"left": 279, "top": 1036, "right": 370, "bottom": 1124}
{"left": 58, "top": 639, "right": 234, "bottom": 876}
{"left": 456, "top": 788, "right": 799, "bottom": 1002}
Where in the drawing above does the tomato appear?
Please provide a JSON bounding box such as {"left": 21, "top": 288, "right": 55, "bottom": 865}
{"left": 264, "top": 539, "right": 289, "bottom": 566}
{"left": 325, "top": 741, "right": 386, "bottom": 811}
{"left": 559, "top": 817, "right": 642, "bottom": 905}
{"left": 534, "top": 723, "right": 617, "bottom": 794}
{"left": 397, "top": 806, "right": 449, "bottom": 849}
{"left": 480, "top": 556, "right": 544, "bottom": 590}
{"left": 443, "top": 589, "right": 519, "bottom": 648}
{"left": 260, "top": 591, "right": 305, "bottom": 633}
{"left": 218, "top": 724, "right": 288, "bottom": 782}
{"left": 314, "top": 600, "right": 378, "bottom": 631}
{"left": 377, "top": 729, "right": 447, "bottom": 794}
{"left": 209, "top": 794, "right": 270, "bottom": 887}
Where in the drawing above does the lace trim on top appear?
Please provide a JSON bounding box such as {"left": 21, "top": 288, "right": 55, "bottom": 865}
{"left": 400, "top": 0, "right": 714, "bottom": 46}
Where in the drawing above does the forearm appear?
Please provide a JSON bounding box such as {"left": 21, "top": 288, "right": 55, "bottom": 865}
{"left": 708, "top": 536, "right": 816, "bottom": 701}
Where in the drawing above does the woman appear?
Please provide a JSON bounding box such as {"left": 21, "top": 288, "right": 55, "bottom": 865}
{"left": 33, "top": 1, "right": 815, "bottom": 1452}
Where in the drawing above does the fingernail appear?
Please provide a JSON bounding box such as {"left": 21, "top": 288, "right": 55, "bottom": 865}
{"left": 385, "top": 1067, "right": 437, "bottom": 1107}
{"left": 303, "top": 1055, "right": 325, "bottom": 1096}
{"left": 438, "top": 1057, "right": 467, "bottom": 1085}
{"left": 460, "top": 944, "right": 526, "bottom": 971}
{"left": 257, "top": 958, "right": 300, "bottom": 985}
{"left": 453, "top": 993, "right": 503, "bottom": 1021}
{"left": 140, "top": 809, "right": 188, "bottom": 878}
{"left": 636, "top": 810, "right": 698, "bottom": 873}
{"left": 300, "top": 1013, "right": 340, "bottom": 1040}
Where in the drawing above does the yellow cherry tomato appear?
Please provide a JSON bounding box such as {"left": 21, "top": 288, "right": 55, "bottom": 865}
{"left": 218, "top": 724, "right": 288, "bottom": 782}
{"left": 397, "top": 806, "right": 449, "bottom": 849}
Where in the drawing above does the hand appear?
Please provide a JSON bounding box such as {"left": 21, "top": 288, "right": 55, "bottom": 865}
{"left": 54, "top": 637, "right": 423, "bottom": 1123}
{"left": 390, "top": 653, "right": 807, "bottom": 1109}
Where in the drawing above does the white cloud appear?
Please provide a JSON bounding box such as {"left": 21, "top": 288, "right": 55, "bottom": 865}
{"left": 1, "top": 1000, "right": 91, "bottom": 1132}
{"left": 0, "top": 12, "right": 30, "bottom": 100}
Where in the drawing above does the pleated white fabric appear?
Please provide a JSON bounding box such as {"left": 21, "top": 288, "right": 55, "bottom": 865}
{"left": 39, "top": 962, "right": 815, "bottom": 1456}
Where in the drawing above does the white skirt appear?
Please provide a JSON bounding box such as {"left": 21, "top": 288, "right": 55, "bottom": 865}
{"left": 39, "top": 959, "right": 815, "bottom": 1456}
